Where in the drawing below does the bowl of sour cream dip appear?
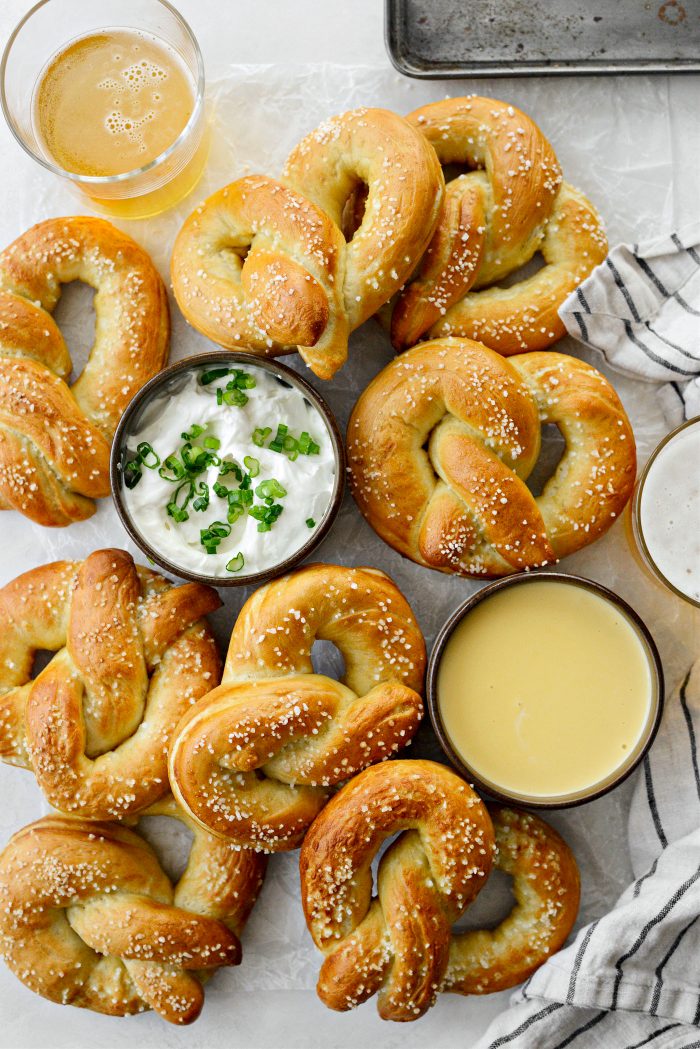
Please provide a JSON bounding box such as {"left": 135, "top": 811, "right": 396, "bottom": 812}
{"left": 111, "top": 352, "right": 344, "bottom": 585}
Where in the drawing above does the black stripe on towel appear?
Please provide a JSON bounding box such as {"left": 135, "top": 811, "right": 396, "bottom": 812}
{"left": 671, "top": 233, "right": 700, "bottom": 266}
{"left": 610, "top": 867, "right": 700, "bottom": 1009}
{"left": 577, "top": 287, "right": 592, "bottom": 314}
{"left": 674, "top": 291, "right": 700, "bottom": 316}
{"left": 644, "top": 755, "right": 668, "bottom": 849}
{"left": 574, "top": 312, "right": 590, "bottom": 342}
{"left": 624, "top": 322, "right": 697, "bottom": 377}
{"left": 566, "top": 922, "right": 599, "bottom": 1003}
{"left": 634, "top": 856, "right": 661, "bottom": 900}
{"left": 626, "top": 1024, "right": 682, "bottom": 1049}
{"left": 635, "top": 257, "right": 670, "bottom": 297}
{"left": 644, "top": 322, "right": 700, "bottom": 363}
{"left": 489, "top": 1003, "right": 565, "bottom": 1047}
{"left": 551, "top": 1010, "right": 608, "bottom": 1048}
{"left": 607, "top": 258, "right": 642, "bottom": 321}
{"left": 679, "top": 668, "right": 700, "bottom": 800}
{"left": 649, "top": 915, "right": 699, "bottom": 1016}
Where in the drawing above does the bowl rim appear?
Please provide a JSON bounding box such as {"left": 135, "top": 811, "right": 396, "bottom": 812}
{"left": 110, "top": 350, "right": 346, "bottom": 587}
{"left": 426, "top": 570, "right": 665, "bottom": 809}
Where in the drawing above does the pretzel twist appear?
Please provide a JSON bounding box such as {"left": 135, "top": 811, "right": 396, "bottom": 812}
{"left": 172, "top": 108, "right": 444, "bottom": 380}
{"left": 169, "top": 564, "right": 425, "bottom": 851}
{"left": 0, "top": 218, "right": 169, "bottom": 525}
{"left": 0, "top": 798, "right": 266, "bottom": 1024}
{"left": 0, "top": 549, "right": 221, "bottom": 818}
{"left": 348, "top": 338, "right": 636, "bottom": 577}
{"left": 300, "top": 760, "right": 579, "bottom": 1021}
{"left": 390, "top": 97, "right": 607, "bottom": 354}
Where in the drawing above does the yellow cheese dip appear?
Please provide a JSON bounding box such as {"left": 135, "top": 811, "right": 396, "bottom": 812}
{"left": 436, "top": 579, "right": 656, "bottom": 801}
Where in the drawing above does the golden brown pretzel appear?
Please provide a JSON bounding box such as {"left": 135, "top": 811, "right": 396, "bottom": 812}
{"left": 0, "top": 797, "right": 266, "bottom": 1024}
{"left": 0, "top": 218, "right": 169, "bottom": 526}
{"left": 348, "top": 338, "right": 636, "bottom": 577}
{"left": 0, "top": 548, "right": 221, "bottom": 818}
{"left": 390, "top": 97, "right": 607, "bottom": 354}
{"left": 299, "top": 760, "right": 495, "bottom": 1021}
{"left": 299, "top": 762, "right": 579, "bottom": 1021}
{"left": 172, "top": 109, "right": 444, "bottom": 380}
{"left": 169, "top": 563, "right": 425, "bottom": 851}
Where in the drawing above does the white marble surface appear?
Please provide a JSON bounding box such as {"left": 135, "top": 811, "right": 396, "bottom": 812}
{"left": 0, "top": 2, "right": 699, "bottom": 1047}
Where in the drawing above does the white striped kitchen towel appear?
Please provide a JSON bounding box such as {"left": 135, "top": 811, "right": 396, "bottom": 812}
{"left": 559, "top": 223, "right": 700, "bottom": 425}
{"left": 475, "top": 659, "right": 700, "bottom": 1049}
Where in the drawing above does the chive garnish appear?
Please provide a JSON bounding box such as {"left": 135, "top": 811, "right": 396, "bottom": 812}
{"left": 243, "top": 455, "right": 260, "bottom": 478}
{"left": 159, "top": 454, "right": 186, "bottom": 482}
{"left": 181, "top": 424, "right": 205, "bottom": 440}
{"left": 249, "top": 503, "right": 284, "bottom": 532}
{"left": 255, "top": 479, "right": 287, "bottom": 502}
{"left": 306, "top": 518, "right": 315, "bottom": 528}
{"left": 199, "top": 367, "right": 230, "bottom": 385}
{"left": 203, "top": 436, "right": 221, "bottom": 450}
{"left": 166, "top": 481, "right": 193, "bottom": 523}
{"left": 124, "top": 460, "right": 143, "bottom": 489}
{"left": 252, "top": 426, "right": 272, "bottom": 447}
{"left": 226, "top": 552, "right": 245, "bottom": 573}
{"left": 136, "top": 442, "right": 160, "bottom": 469}
{"left": 192, "top": 481, "right": 210, "bottom": 512}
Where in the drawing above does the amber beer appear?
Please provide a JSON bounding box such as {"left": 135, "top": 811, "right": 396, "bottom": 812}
{"left": 24, "top": 22, "right": 207, "bottom": 218}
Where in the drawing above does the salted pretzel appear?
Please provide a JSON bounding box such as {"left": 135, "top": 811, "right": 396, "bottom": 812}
{"left": 0, "top": 548, "right": 221, "bottom": 818}
{"left": 348, "top": 337, "right": 636, "bottom": 577}
{"left": 169, "top": 563, "right": 425, "bottom": 851}
{"left": 390, "top": 96, "right": 607, "bottom": 354}
{"left": 171, "top": 108, "right": 444, "bottom": 380}
{"left": 0, "top": 797, "right": 266, "bottom": 1024}
{"left": 300, "top": 760, "right": 579, "bottom": 1021}
{"left": 0, "top": 217, "right": 169, "bottom": 526}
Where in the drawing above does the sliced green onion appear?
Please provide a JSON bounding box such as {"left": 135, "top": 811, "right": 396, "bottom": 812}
{"left": 181, "top": 424, "right": 205, "bottom": 441}
{"left": 199, "top": 367, "right": 230, "bottom": 385}
{"left": 249, "top": 502, "right": 284, "bottom": 532}
{"left": 252, "top": 426, "right": 272, "bottom": 447}
{"left": 269, "top": 423, "right": 288, "bottom": 453}
{"left": 231, "top": 369, "right": 256, "bottom": 390}
{"left": 227, "top": 503, "right": 245, "bottom": 524}
{"left": 221, "top": 387, "right": 249, "bottom": 407}
{"left": 255, "top": 479, "right": 287, "bottom": 501}
{"left": 192, "top": 481, "right": 210, "bottom": 512}
{"left": 124, "top": 460, "right": 142, "bottom": 488}
{"left": 306, "top": 518, "right": 316, "bottom": 528}
{"left": 136, "top": 442, "right": 160, "bottom": 469}
{"left": 166, "top": 481, "right": 194, "bottom": 523}
{"left": 219, "top": 459, "right": 242, "bottom": 480}
{"left": 213, "top": 481, "right": 230, "bottom": 499}
{"left": 203, "top": 436, "right": 220, "bottom": 450}
{"left": 226, "top": 552, "right": 245, "bottom": 573}
{"left": 159, "top": 454, "right": 186, "bottom": 482}
{"left": 216, "top": 388, "right": 223, "bottom": 406}
{"left": 243, "top": 455, "right": 260, "bottom": 478}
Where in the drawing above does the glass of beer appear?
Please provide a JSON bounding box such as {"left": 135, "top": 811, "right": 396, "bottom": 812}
{"left": 1, "top": 0, "right": 207, "bottom": 219}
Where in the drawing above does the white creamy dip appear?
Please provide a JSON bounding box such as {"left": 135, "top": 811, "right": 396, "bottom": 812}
{"left": 638, "top": 419, "right": 700, "bottom": 603}
{"left": 122, "top": 364, "right": 336, "bottom": 578}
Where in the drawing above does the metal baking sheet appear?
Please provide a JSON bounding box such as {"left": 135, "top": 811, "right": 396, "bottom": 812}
{"left": 386, "top": 0, "right": 700, "bottom": 77}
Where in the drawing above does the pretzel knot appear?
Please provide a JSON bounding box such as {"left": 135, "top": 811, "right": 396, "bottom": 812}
{"left": 348, "top": 337, "right": 636, "bottom": 577}
{"left": 300, "top": 761, "right": 580, "bottom": 1022}
{"left": 0, "top": 548, "right": 221, "bottom": 819}
{"left": 172, "top": 108, "right": 444, "bottom": 380}
{"left": 0, "top": 797, "right": 266, "bottom": 1024}
{"left": 390, "top": 96, "right": 608, "bottom": 354}
{"left": 0, "top": 218, "right": 169, "bottom": 526}
{"left": 169, "top": 564, "right": 426, "bottom": 851}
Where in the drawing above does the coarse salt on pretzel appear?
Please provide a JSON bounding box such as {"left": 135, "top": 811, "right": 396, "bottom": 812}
{"left": 300, "top": 760, "right": 579, "bottom": 1021}
{"left": 347, "top": 337, "right": 636, "bottom": 577}
{"left": 0, "top": 548, "right": 221, "bottom": 819}
{"left": 169, "top": 563, "right": 425, "bottom": 851}
{"left": 390, "top": 96, "right": 607, "bottom": 354}
{"left": 0, "top": 797, "right": 266, "bottom": 1024}
{"left": 0, "top": 217, "right": 169, "bottom": 526}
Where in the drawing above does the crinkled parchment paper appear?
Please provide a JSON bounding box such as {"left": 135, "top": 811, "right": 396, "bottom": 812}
{"left": 0, "top": 65, "right": 697, "bottom": 1049}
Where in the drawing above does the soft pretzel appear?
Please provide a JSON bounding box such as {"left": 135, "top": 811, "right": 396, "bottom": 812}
{"left": 0, "top": 217, "right": 169, "bottom": 526}
{"left": 390, "top": 97, "right": 607, "bottom": 354}
{"left": 299, "top": 761, "right": 579, "bottom": 1021}
{"left": 169, "top": 563, "right": 425, "bottom": 851}
{"left": 299, "top": 760, "right": 495, "bottom": 1020}
{"left": 0, "top": 797, "right": 266, "bottom": 1024}
{"left": 172, "top": 108, "right": 444, "bottom": 380}
{"left": 347, "top": 337, "right": 636, "bottom": 577}
{"left": 0, "top": 548, "right": 221, "bottom": 818}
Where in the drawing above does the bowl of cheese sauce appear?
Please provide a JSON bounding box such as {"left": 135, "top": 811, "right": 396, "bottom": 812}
{"left": 427, "top": 574, "right": 663, "bottom": 807}
{"left": 112, "top": 353, "right": 344, "bottom": 584}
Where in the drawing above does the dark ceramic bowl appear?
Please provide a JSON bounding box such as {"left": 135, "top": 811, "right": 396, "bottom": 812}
{"left": 111, "top": 351, "right": 345, "bottom": 586}
{"left": 426, "top": 572, "right": 664, "bottom": 809}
